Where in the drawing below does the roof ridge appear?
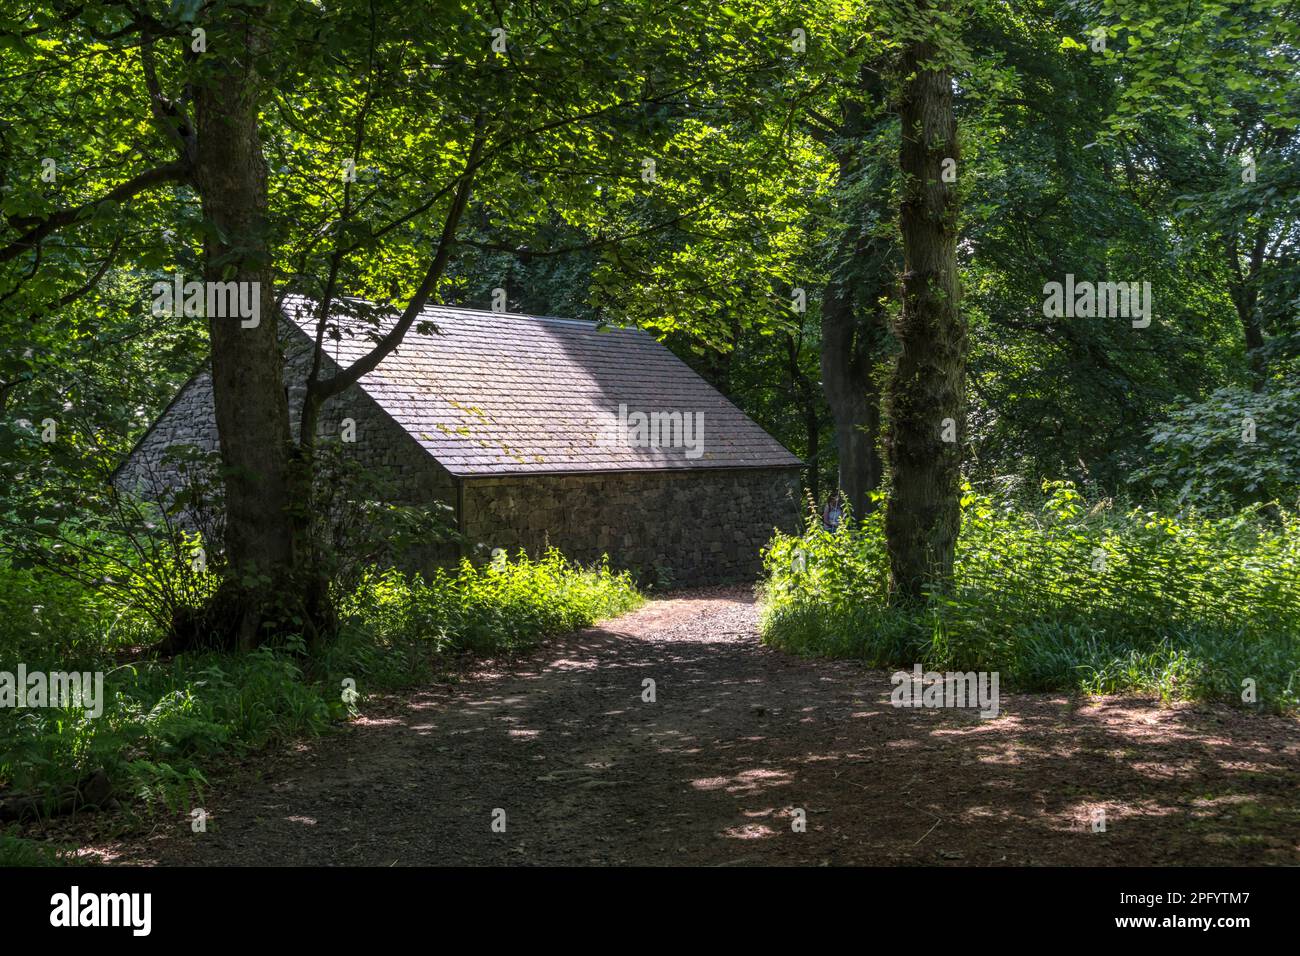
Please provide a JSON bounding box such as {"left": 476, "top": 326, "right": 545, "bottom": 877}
{"left": 283, "top": 293, "right": 642, "bottom": 334}
{"left": 421, "top": 304, "right": 629, "bottom": 330}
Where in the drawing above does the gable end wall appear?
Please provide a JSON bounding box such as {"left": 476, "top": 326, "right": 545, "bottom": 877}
{"left": 114, "top": 325, "right": 459, "bottom": 569}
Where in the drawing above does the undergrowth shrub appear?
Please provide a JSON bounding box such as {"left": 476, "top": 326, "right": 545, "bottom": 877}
{"left": 760, "top": 482, "right": 1300, "bottom": 711}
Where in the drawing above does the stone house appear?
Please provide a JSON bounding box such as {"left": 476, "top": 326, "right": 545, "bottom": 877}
{"left": 117, "top": 298, "right": 803, "bottom": 584}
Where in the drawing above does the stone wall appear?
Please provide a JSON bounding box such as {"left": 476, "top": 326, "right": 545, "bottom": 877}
{"left": 460, "top": 467, "right": 801, "bottom": 585}
{"left": 114, "top": 322, "right": 459, "bottom": 569}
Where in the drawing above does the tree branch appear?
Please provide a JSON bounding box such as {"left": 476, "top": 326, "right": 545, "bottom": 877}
{"left": 310, "top": 114, "right": 488, "bottom": 404}
{"left": 0, "top": 161, "right": 189, "bottom": 264}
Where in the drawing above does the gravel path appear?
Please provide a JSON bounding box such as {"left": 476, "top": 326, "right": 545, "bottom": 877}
{"left": 91, "top": 587, "right": 1300, "bottom": 866}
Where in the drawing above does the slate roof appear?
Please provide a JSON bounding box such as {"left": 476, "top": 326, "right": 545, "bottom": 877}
{"left": 283, "top": 297, "right": 802, "bottom": 477}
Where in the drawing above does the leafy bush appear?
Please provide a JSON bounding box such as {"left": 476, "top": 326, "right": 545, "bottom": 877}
{"left": 1130, "top": 378, "right": 1300, "bottom": 511}
{"left": 760, "top": 482, "right": 1300, "bottom": 711}
{"left": 337, "top": 549, "right": 642, "bottom": 656}
{"left": 0, "top": 561, "right": 152, "bottom": 662}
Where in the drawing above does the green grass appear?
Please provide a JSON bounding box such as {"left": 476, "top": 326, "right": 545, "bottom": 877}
{"left": 760, "top": 481, "right": 1300, "bottom": 712}
{"left": 0, "top": 549, "right": 641, "bottom": 860}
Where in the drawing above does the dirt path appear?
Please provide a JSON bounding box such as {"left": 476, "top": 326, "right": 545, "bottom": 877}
{"left": 92, "top": 588, "right": 1300, "bottom": 866}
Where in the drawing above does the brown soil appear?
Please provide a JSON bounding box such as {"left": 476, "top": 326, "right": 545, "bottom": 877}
{"left": 85, "top": 587, "right": 1300, "bottom": 866}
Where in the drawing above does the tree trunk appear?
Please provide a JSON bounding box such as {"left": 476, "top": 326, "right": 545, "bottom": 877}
{"left": 884, "top": 15, "right": 966, "bottom": 603}
{"left": 192, "top": 7, "right": 300, "bottom": 649}
{"left": 820, "top": 249, "right": 885, "bottom": 519}
{"left": 784, "top": 331, "right": 822, "bottom": 504}
{"left": 1227, "top": 229, "right": 1269, "bottom": 389}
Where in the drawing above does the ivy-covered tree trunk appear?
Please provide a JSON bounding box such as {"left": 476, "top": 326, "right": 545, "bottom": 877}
{"left": 884, "top": 11, "right": 966, "bottom": 603}
{"left": 192, "top": 7, "right": 300, "bottom": 649}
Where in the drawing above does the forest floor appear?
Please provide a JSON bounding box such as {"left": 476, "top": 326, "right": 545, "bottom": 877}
{"left": 83, "top": 587, "right": 1300, "bottom": 866}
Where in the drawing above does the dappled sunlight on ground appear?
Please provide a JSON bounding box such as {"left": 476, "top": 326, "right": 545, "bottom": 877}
{"left": 84, "top": 587, "right": 1300, "bottom": 866}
